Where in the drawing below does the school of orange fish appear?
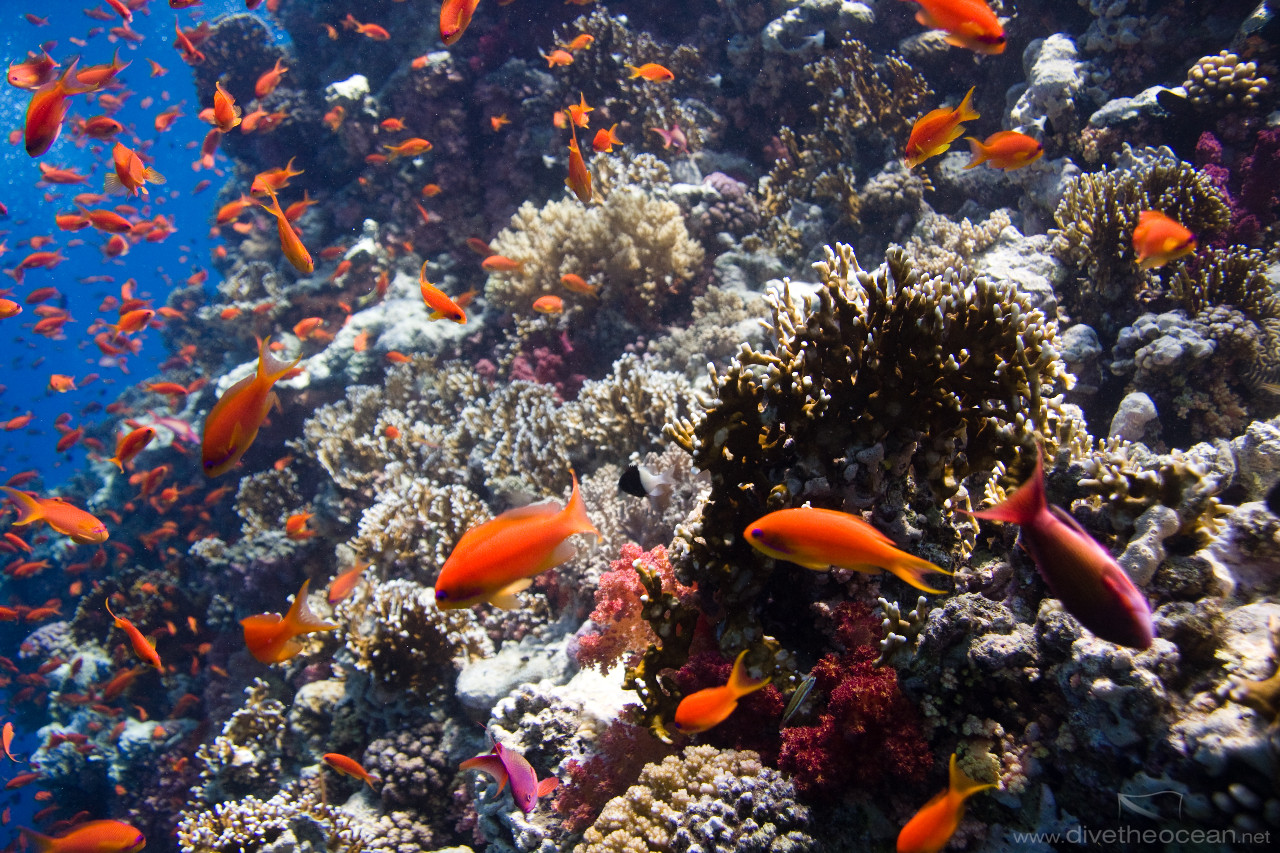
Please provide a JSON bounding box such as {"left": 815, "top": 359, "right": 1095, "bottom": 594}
{"left": 0, "top": 1, "right": 1206, "bottom": 852}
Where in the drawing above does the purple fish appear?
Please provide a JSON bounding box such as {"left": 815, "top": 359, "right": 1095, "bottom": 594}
{"left": 970, "top": 448, "right": 1154, "bottom": 650}
{"left": 460, "top": 740, "right": 558, "bottom": 815}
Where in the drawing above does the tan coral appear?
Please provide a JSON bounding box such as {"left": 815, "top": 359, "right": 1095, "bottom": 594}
{"left": 1182, "top": 51, "right": 1269, "bottom": 109}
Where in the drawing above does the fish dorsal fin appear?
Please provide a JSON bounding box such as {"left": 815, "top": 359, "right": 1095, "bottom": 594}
{"left": 451, "top": 502, "right": 561, "bottom": 552}
{"left": 490, "top": 579, "right": 533, "bottom": 610}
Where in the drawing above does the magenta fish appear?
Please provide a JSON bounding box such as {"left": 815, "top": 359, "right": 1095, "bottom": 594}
{"left": 970, "top": 447, "right": 1154, "bottom": 650}
{"left": 460, "top": 740, "right": 558, "bottom": 815}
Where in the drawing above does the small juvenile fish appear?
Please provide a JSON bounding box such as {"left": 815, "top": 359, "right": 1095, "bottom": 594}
{"left": 105, "top": 599, "right": 162, "bottom": 671}
{"left": 532, "top": 295, "right": 563, "bottom": 314}
{"left": 778, "top": 673, "right": 816, "bottom": 729}
{"left": 626, "top": 62, "right": 674, "bottom": 82}
{"left": 1132, "top": 210, "right": 1196, "bottom": 269}
{"left": 673, "top": 649, "right": 770, "bottom": 734}
{"left": 322, "top": 752, "right": 379, "bottom": 787}
{"left": 896, "top": 753, "right": 995, "bottom": 853}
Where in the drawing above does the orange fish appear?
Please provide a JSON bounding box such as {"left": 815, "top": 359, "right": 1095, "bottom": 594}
{"left": 964, "top": 130, "right": 1042, "bottom": 171}
{"left": 532, "top": 295, "right": 563, "bottom": 314}
{"left": 422, "top": 183, "right": 442, "bottom": 197}
{"left": 201, "top": 336, "right": 302, "bottom": 477}
{"left": 435, "top": 471, "right": 600, "bottom": 609}
{"left": 240, "top": 580, "right": 337, "bottom": 664}
{"left": 560, "top": 273, "right": 598, "bottom": 296}
{"left": 561, "top": 34, "right": 594, "bottom": 52}
{"left": 1, "top": 722, "right": 15, "bottom": 761}
{"left": 625, "top": 63, "right": 674, "bottom": 82}
{"left": 212, "top": 81, "right": 242, "bottom": 132}
{"left": 419, "top": 262, "right": 467, "bottom": 323}
{"left": 591, "top": 124, "right": 621, "bottom": 153}
{"left": 216, "top": 195, "right": 256, "bottom": 225}
{"left": 903, "top": 86, "right": 978, "bottom": 168}
{"left": 327, "top": 560, "right": 369, "bottom": 603}
{"left": 0, "top": 487, "right": 108, "bottom": 544}
{"left": 104, "top": 142, "right": 166, "bottom": 197}
{"left": 8, "top": 51, "right": 58, "bottom": 91}
{"left": 0, "top": 300, "right": 21, "bottom": 319}
{"left": 284, "top": 511, "right": 316, "bottom": 540}
{"left": 105, "top": 599, "right": 162, "bottom": 671}
{"left": 566, "top": 92, "right": 593, "bottom": 128}
{"left": 542, "top": 49, "right": 574, "bottom": 68}
{"left": 744, "top": 507, "right": 950, "bottom": 593}
{"left": 1132, "top": 210, "right": 1196, "bottom": 269}
{"left": 480, "top": 255, "right": 522, "bottom": 273}
{"left": 323, "top": 105, "right": 345, "bottom": 132}
{"left": 490, "top": 114, "right": 510, "bottom": 131}
{"left": 322, "top": 752, "right": 379, "bottom": 787}
{"left": 896, "top": 753, "right": 995, "bottom": 853}
{"left": 439, "top": 0, "right": 482, "bottom": 45}
{"left": 672, "top": 649, "right": 770, "bottom": 734}
{"left": 384, "top": 138, "right": 433, "bottom": 160}
{"left": 566, "top": 131, "right": 591, "bottom": 203}
{"left": 75, "top": 49, "right": 129, "bottom": 88}
{"left": 342, "top": 14, "right": 390, "bottom": 40}
{"left": 255, "top": 58, "right": 288, "bottom": 99}
{"left": 24, "top": 58, "right": 94, "bottom": 157}
{"left": 900, "top": 0, "right": 1005, "bottom": 55}
{"left": 109, "top": 426, "right": 155, "bottom": 471}
{"left": 47, "top": 374, "right": 76, "bottom": 393}
{"left": 250, "top": 157, "right": 304, "bottom": 195}
{"left": 259, "top": 188, "right": 314, "bottom": 274}
{"left": 20, "top": 821, "right": 144, "bottom": 853}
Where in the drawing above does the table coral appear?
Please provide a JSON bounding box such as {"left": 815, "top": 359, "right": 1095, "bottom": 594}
{"left": 576, "top": 745, "right": 814, "bottom": 853}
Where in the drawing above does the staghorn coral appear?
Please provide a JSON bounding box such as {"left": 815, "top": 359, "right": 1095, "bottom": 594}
{"left": 485, "top": 187, "right": 704, "bottom": 332}
{"left": 576, "top": 745, "right": 814, "bottom": 853}
{"left": 1050, "top": 146, "right": 1231, "bottom": 339}
{"left": 1181, "top": 51, "right": 1269, "bottom": 110}
{"left": 758, "top": 39, "right": 931, "bottom": 259}
{"left": 193, "top": 679, "right": 291, "bottom": 804}
{"left": 657, "top": 247, "right": 1073, "bottom": 734}
{"left": 335, "top": 579, "right": 492, "bottom": 701}
{"left": 177, "top": 780, "right": 366, "bottom": 853}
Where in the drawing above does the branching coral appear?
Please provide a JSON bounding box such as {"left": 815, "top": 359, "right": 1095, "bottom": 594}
{"left": 485, "top": 188, "right": 704, "bottom": 332}
{"left": 1050, "top": 146, "right": 1231, "bottom": 338}
{"left": 192, "top": 679, "right": 290, "bottom": 804}
{"left": 758, "top": 39, "right": 931, "bottom": 258}
{"left": 659, "top": 248, "right": 1073, "bottom": 730}
{"left": 177, "top": 780, "right": 366, "bottom": 853}
{"left": 576, "top": 745, "right": 814, "bottom": 853}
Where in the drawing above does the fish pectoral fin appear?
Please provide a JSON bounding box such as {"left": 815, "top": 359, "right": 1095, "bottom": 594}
{"left": 914, "top": 9, "right": 938, "bottom": 29}
{"left": 548, "top": 539, "right": 578, "bottom": 566}
{"left": 490, "top": 579, "right": 533, "bottom": 610}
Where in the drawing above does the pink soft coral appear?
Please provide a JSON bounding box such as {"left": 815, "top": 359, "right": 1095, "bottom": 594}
{"left": 575, "top": 543, "right": 695, "bottom": 670}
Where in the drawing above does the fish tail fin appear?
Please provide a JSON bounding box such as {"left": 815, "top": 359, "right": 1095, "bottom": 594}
{"left": 970, "top": 446, "right": 1046, "bottom": 526}
{"left": 19, "top": 827, "right": 56, "bottom": 853}
{"left": 284, "top": 580, "right": 338, "bottom": 634}
{"left": 949, "top": 753, "right": 997, "bottom": 801}
{"left": 625, "top": 64, "right": 640, "bottom": 78}
{"left": 258, "top": 187, "right": 285, "bottom": 219}
{"left": 963, "top": 136, "right": 988, "bottom": 169}
{"left": 886, "top": 552, "right": 951, "bottom": 594}
{"left": 255, "top": 335, "right": 302, "bottom": 384}
{"left": 956, "top": 86, "right": 980, "bottom": 123}
{"left": 144, "top": 166, "right": 166, "bottom": 185}
{"left": 727, "top": 649, "right": 771, "bottom": 698}
{"left": 0, "top": 487, "right": 43, "bottom": 527}
{"left": 564, "top": 469, "right": 601, "bottom": 542}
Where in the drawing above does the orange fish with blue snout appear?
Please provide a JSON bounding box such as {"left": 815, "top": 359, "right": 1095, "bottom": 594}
{"left": 897, "top": 753, "right": 995, "bottom": 853}
{"left": 0, "top": 486, "right": 108, "bottom": 544}
{"left": 744, "top": 507, "right": 951, "bottom": 593}
{"left": 672, "top": 650, "right": 770, "bottom": 734}
{"left": 201, "top": 336, "right": 302, "bottom": 477}
{"left": 241, "top": 579, "right": 337, "bottom": 664}
{"left": 434, "top": 471, "right": 600, "bottom": 609}
{"left": 1132, "top": 210, "right": 1196, "bottom": 269}
{"left": 20, "top": 820, "right": 145, "bottom": 853}
{"left": 904, "top": 87, "right": 979, "bottom": 168}
{"left": 899, "top": 0, "right": 1005, "bottom": 55}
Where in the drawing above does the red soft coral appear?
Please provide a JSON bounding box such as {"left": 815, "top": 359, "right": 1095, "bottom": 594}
{"left": 553, "top": 715, "right": 675, "bottom": 833}
{"left": 574, "top": 543, "right": 695, "bottom": 670}
{"left": 778, "top": 602, "right": 932, "bottom": 799}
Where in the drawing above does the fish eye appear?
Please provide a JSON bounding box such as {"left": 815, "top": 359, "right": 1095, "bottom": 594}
{"left": 434, "top": 590, "right": 449, "bottom": 600}
{"left": 750, "top": 528, "right": 764, "bottom": 539}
